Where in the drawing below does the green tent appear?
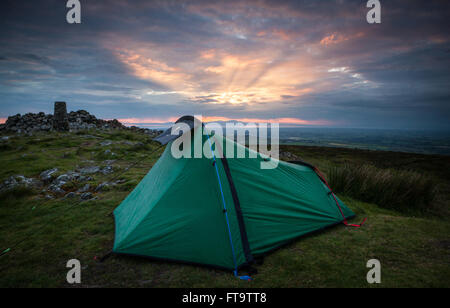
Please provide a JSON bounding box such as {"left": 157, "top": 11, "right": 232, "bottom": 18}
{"left": 112, "top": 117, "right": 355, "bottom": 275}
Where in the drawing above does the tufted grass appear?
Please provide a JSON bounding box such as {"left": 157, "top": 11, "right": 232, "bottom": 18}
{"left": 327, "top": 164, "right": 436, "bottom": 212}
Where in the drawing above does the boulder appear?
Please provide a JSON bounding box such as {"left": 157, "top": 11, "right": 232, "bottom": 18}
{"left": 48, "top": 184, "right": 65, "bottom": 195}
{"left": 0, "top": 175, "right": 42, "bottom": 192}
{"left": 79, "top": 166, "right": 100, "bottom": 174}
{"left": 1, "top": 103, "right": 165, "bottom": 134}
{"left": 101, "top": 165, "right": 114, "bottom": 175}
{"left": 63, "top": 192, "right": 77, "bottom": 199}
{"left": 80, "top": 192, "right": 93, "bottom": 200}
{"left": 40, "top": 168, "right": 58, "bottom": 183}
{"left": 77, "top": 184, "right": 90, "bottom": 193}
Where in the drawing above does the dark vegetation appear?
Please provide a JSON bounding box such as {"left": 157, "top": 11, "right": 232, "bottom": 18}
{"left": 327, "top": 164, "right": 436, "bottom": 212}
{"left": 0, "top": 186, "right": 36, "bottom": 201}
{"left": 282, "top": 145, "right": 450, "bottom": 217}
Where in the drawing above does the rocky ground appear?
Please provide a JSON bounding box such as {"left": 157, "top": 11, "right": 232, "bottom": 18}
{"left": 0, "top": 109, "right": 162, "bottom": 137}
{"left": 1, "top": 164, "right": 131, "bottom": 203}
{"left": 0, "top": 143, "right": 302, "bottom": 202}
{"left": 0, "top": 130, "right": 162, "bottom": 205}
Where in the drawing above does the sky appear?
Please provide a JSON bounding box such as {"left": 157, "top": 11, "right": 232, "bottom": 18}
{"left": 0, "top": 0, "right": 449, "bottom": 130}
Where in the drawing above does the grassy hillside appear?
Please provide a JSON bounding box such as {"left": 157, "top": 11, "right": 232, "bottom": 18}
{"left": 0, "top": 131, "right": 449, "bottom": 287}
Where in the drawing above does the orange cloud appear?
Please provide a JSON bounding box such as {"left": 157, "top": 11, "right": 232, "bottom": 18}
{"left": 114, "top": 49, "right": 195, "bottom": 92}
{"left": 202, "top": 116, "right": 330, "bottom": 126}
{"left": 118, "top": 116, "right": 330, "bottom": 126}
{"left": 200, "top": 49, "right": 216, "bottom": 59}
{"left": 0, "top": 118, "right": 6, "bottom": 124}
{"left": 272, "top": 29, "right": 291, "bottom": 40}
{"left": 320, "top": 32, "right": 364, "bottom": 46}
{"left": 256, "top": 31, "right": 266, "bottom": 37}
{"left": 320, "top": 33, "right": 346, "bottom": 46}
{"left": 112, "top": 45, "right": 319, "bottom": 107}
{"left": 118, "top": 117, "right": 179, "bottom": 124}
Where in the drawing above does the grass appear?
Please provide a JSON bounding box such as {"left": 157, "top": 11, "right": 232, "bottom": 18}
{"left": 0, "top": 131, "right": 448, "bottom": 287}
{"left": 327, "top": 164, "right": 436, "bottom": 212}
{"left": 0, "top": 186, "right": 36, "bottom": 201}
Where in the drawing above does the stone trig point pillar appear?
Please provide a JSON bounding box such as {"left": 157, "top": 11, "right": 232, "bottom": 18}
{"left": 53, "top": 101, "right": 70, "bottom": 131}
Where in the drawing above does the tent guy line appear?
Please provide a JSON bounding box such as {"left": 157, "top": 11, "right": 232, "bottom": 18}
{"left": 109, "top": 116, "right": 362, "bottom": 277}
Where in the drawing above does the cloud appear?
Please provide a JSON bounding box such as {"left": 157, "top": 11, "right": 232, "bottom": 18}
{"left": 201, "top": 116, "right": 331, "bottom": 126}
{"left": 117, "top": 116, "right": 179, "bottom": 124}
{"left": 118, "top": 115, "right": 331, "bottom": 126}
{"left": 0, "top": 0, "right": 449, "bottom": 129}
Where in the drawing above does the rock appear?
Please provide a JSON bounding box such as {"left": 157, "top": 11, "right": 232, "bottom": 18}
{"left": 101, "top": 165, "right": 113, "bottom": 175}
{"left": 78, "top": 175, "right": 93, "bottom": 182}
{"left": 30, "top": 178, "right": 44, "bottom": 188}
{"left": 77, "top": 184, "right": 90, "bottom": 193}
{"left": 47, "top": 184, "right": 65, "bottom": 194}
{"left": 95, "top": 182, "right": 109, "bottom": 192}
{"left": 0, "top": 176, "right": 19, "bottom": 191}
{"left": 15, "top": 175, "right": 40, "bottom": 187}
{"left": 48, "top": 171, "right": 83, "bottom": 187}
{"left": 53, "top": 102, "right": 70, "bottom": 131}
{"left": 63, "top": 192, "right": 76, "bottom": 199}
{"left": 40, "top": 168, "right": 58, "bottom": 183}
{"left": 55, "top": 174, "right": 70, "bottom": 183}
{"left": 280, "top": 151, "right": 298, "bottom": 160}
{"left": 1, "top": 136, "right": 9, "bottom": 141}
{"left": 51, "top": 179, "right": 66, "bottom": 189}
{"left": 45, "top": 194, "right": 54, "bottom": 200}
{"left": 2, "top": 102, "right": 161, "bottom": 134}
{"left": 83, "top": 196, "right": 98, "bottom": 202}
{"left": 79, "top": 166, "right": 100, "bottom": 174}
{"left": 80, "top": 192, "right": 93, "bottom": 200}
{"left": 0, "top": 175, "right": 42, "bottom": 192}
{"left": 69, "top": 171, "right": 81, "bottom": 178}
{"left": 46, "top": 171, "right": 83, "bottom": 195}
{"left": 100, "top": 140, "right": 113, "bottom": 146}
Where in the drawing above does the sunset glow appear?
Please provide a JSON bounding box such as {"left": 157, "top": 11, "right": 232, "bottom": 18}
{"left": 112, "top": 46, "right": 318, "bottom": 108}
{"left": 1, "top": 1, "right": 449, "bottom": 129}
{"left": 118, "top": 116, "right": 330, "bottom": 126}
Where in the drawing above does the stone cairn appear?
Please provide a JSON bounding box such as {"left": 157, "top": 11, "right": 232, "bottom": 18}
{"left": 53, "top": 101, "right": 70, "bottom": 131}
{"left": 0, "top": 102, "right": 162, "bottom": 136}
